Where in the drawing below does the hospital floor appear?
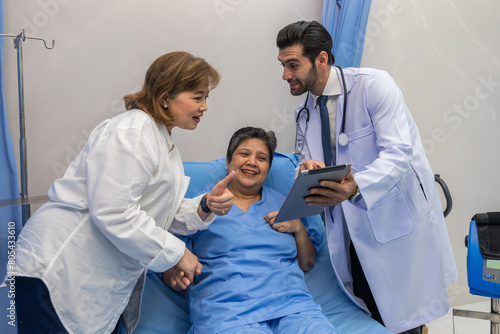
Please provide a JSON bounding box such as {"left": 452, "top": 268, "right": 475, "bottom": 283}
{"left": 426, "top": 300, "right": 492, "bottom": 333}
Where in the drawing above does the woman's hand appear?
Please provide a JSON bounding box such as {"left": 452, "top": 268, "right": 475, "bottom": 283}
{"left": 264, "top": 211, "right": 315, "bottom": 271}
{"left": 162, "top": 248, "right": 201, "bottom": 291}
{"left": 264, "top": 211, "right": 303, "bottom": 234}
{"left": 206, "top": 171, "right": 235, "bottom": 216}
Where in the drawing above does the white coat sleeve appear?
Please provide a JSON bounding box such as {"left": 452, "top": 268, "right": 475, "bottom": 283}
{"left": 354, "top": 71, "right": 414, "bottom": 209}
{"left": 85, "top": 127, "right": 185, "bottom": 273}
{"left": 168, "top": 194, "right": 216, "bottom": 235}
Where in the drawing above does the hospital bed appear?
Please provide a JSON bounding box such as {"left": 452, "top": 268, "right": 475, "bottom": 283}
{"left": 130, "top": 153, "right": 392, "bottom": 334}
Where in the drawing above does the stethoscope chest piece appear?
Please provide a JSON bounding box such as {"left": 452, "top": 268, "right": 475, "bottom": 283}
{"left": 294, "top": 66, "right": 350, "bottom": 154}
{"left": 338, "top": 133, "right": 349, "bottom": 146}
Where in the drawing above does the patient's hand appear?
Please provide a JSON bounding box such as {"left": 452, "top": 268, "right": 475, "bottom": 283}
{"left": 163, "top": 248, "right": 202, "bottom": 291}
{"left": 299, "top": 159, "right": 325, "bottom": 172}
{"left": 162, "top": 267, "right": 184, "bottom": 292}
{"left": 264, "top": 211, "right": 303, "bottom": 234}
{"left": 206, "top": 171, "right": 235, "bottom": 216}
{"left": 265, "top": 211, "right": 315, "bottom": 272}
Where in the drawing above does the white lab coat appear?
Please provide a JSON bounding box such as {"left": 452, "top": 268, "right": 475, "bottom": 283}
{"left": 295, "top": 67, "right": 458, "bottom": 333}
{"left": 10, "top": 110, "right": 215, "bottom": 334}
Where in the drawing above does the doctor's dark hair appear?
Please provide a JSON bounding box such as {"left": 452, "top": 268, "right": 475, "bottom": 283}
{"left": 276, "top": 20, "right": 334, "bottom": 66}
{"left": 123, "top": 51, "right": 221, "bottom": 126}
{"left": 226, "top": 127, "right": 277, "bottom": 167}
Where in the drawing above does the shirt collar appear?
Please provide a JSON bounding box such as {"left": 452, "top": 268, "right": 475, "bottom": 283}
{"left": 312, "top": 66, "right": 342, "bottom": 106}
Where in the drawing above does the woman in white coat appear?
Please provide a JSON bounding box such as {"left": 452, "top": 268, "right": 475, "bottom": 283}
{"left": 8, "top": 51, "right": 234, "bottom": 334}
{"left": 277, "top": 21, "right": 458, "bottom": 334}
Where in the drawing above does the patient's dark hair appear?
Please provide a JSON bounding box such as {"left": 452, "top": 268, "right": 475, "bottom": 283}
{"left": 276, "top": 20, "right": 334, "bottom": 66}
{"left": 226, "top": 127, "right": 277, "bottom": 167}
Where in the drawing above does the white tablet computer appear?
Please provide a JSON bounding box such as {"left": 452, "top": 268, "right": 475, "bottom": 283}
{"left": 274, "top": 163, "right": 351, "bottom": 223}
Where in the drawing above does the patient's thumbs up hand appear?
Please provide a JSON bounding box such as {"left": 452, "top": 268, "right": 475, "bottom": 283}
{"left": 211, "top": 171, "right": 235, "bottom": 196}
{"left": 207, "top": 171, "right": 235, "bottom": 216}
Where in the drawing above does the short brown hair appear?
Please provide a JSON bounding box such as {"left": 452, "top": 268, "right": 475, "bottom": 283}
{"left": 124, "top": 51, "right": 221, "bottom": 125}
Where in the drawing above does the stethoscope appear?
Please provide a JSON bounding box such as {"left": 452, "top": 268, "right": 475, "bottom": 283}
{"left": 293, "top": 65, "right": 349, "bottom": 156}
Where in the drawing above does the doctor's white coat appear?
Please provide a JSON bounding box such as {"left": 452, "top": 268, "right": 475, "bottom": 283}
{"left": 295, "top": 67, "right": 458, "bottom": 333}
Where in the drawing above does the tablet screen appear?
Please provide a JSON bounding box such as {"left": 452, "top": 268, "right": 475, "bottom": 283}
{"left": 274, "top": 164, "right": 351, "bottom": 223}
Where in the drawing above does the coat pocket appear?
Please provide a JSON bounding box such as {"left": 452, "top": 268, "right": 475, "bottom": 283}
{"left": 346, "top": 124, "right": 378, "bottom": 171}
{"left": 366, "top": 186, "right": 415, "bottom": 243}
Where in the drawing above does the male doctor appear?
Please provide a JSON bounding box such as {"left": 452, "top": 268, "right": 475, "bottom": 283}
{"left": 276, "top": 21, "right": 458, "bottom": 334}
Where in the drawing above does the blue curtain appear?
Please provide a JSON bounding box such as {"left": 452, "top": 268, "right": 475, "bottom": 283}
{"left": 1, "top": 1, "right": 22, "bottom": 333}
{"left": 321, "top": 0, "right": 372, "bottom": 68}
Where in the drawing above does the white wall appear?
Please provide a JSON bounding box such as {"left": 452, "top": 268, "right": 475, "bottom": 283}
{"left": 3, "top": 0, "right": 499, "bottom": 308}
{"left": 3, "top": 0, "right": 322, "bottom": 190}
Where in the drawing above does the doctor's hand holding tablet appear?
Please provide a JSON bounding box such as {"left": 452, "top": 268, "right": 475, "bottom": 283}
{"left": 274, "top": 161, "right": 358, "bottom": 224}
{"left": 300, "top": 160, "right": 359, "bottom": 207}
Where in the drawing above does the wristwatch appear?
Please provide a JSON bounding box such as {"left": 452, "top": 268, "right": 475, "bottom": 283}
{"left": 348, "top": 187, "right": 362, "bottom": 204}
{"left": 200, "top": 194, "right": 211, "bottom": 213}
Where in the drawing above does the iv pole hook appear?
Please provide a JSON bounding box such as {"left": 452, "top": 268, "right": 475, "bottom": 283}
{"left": 0, "top": 29, "right": 55, "bottom": 50}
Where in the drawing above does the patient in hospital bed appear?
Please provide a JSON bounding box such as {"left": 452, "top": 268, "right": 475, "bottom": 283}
{"left": 163, "top": 126, "right": 337, "bottom": 334}
{"left": 128, "top": 132, "right": 393, "bottom": 334}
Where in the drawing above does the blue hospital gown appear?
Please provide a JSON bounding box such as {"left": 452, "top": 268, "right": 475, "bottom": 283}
{"left": 184, "top": 186, "right": 326, "bottom": 334}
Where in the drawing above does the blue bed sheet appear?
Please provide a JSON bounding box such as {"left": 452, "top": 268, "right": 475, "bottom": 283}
{"left": 130, "top": 153, "right": 392, "bottom": 334}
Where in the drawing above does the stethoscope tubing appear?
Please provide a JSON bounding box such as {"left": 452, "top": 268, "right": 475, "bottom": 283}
{"left": 295, "top": 65, "right": 349, "bottom": 154}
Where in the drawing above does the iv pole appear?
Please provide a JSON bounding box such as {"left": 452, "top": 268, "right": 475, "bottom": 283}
{"left": 0, "top": 30, "right": 54, "bottom": 225}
